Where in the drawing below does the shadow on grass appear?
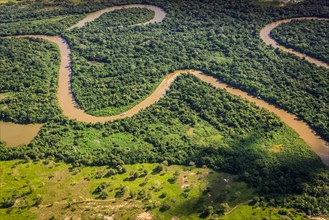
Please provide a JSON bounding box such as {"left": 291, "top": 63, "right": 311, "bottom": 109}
{"left": 168, "top": 128, "right": 328, "bottom": 218}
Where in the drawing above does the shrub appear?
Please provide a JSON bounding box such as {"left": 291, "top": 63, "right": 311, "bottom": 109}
{"left": 152, "top": 164, "right": 164, "bottom": 174}
{"left": 159, "top": 204, "right": 171, "bottom": 212}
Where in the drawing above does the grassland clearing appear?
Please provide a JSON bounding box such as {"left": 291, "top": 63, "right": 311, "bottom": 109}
{"left": 0, "top": 160, "right": 261, "bottom": 219}
{"left": 0, "top": 160, "right": 310, "bottom": 219}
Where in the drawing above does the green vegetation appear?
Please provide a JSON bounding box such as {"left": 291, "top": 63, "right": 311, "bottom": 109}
{"left": 67, "top": 7, "right": 162, "bottom": 116}
{"left": 0, "top": 1, "right": 92, "bottom": 23}
{"left": 83, "top": 7, "right": 155, "bottom": 29}
{"left": 65, "top": 0, "right": 329, "bottom": 141}
{"left": 252, "top": 0, "right": 304, "bottom": 7}
{"left": 0, "top": 15, "right": 84, "bottom": 36}
{"left": 0, "top": 0, "right": 18, "bottom": 4}
{"left": 0, "top": 160, "right": 258, "bottom": 219}
{"left": 221, "top": 205, "right": 307, "bottom": 220}
{"left": 0, "top": 0, "right": 328, "bottom": 141}
{"left": 1, "top": 75, "right": 328, "bottom": 217}
{"left": 0, "top": 8, "right": 153, "bottom": 37}
{"left": 0, "top": 38, "right": 62, "bottom": 123}
{"left": 252, "top": 0, "right": 284, "bottom": 7}
{"left": 271, "top": 19, "right": 329, "bottom": 63}
{"left": 1, "top": 0, "right": 329, "bottom": 219}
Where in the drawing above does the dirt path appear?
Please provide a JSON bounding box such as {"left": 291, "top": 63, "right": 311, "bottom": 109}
{"left": 3, "top": 6, "right": 329, "bottom": 165}
{"left": 260, "top": 17, "right": 329, "bottom": 68}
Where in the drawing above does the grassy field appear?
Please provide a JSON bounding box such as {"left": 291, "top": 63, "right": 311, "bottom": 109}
{"left": 0, "top": 0, "right": 23, "bottom": 4}
{"left": 0, "top": 160, "right": 308, "bottom": 219}
{"left": 252, "top": 0, "right": 287, "bottom": 7}
{"left": 0, "top": 0, "right": 11, "bottom": 3}
{"left": 252, "top": 0, "right": 304, "bottom": 7}
{"left": 221, "top": 205, "right": 307, "bottom": 220}
{"left": 0, "top": 0, "right": 85, "bottom": 4}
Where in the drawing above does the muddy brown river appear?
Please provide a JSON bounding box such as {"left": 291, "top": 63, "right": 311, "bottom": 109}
{"left": 1, "top": 6, "right": 328, "bottom": 165}
{"left": 68, "top": 4, "right": 166, "bottom": 29}
{"left": 0, "top": 121, "right": 42, "bottom": 147}
{"left": 260, "top": 17, "right": 329, "bottom": 68}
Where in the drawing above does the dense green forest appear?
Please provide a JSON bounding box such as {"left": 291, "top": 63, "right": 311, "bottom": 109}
{"left": 0, "top": 1, "right": 97, "bottom": 23}
{"left": 271, "top": 19, "right": 329, "bottom": 63}
{"left": 0, "top": 15, "right": 83, "bottom": 36}
{"left": 0, "top": 38, "right": 62, "bottom": 123}
{"left": 83, "top": 7, "right": 155, "bottom": 29}
{"left": 68, "top": 7, "right": 161, "bottom": 115}
{"left": 0, "top": 0, "right": 329, "bottom": 218}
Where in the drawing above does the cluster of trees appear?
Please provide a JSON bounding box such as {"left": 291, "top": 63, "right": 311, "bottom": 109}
{"left": 66, "top": 8, "right": 161, "bottom": 115}
{"left": 0, "top": 0, "right": 100, "bottom": 23}
{"left": 271, "top": 19, "right": 329, "bottom": 63}
{"left": 84, "top": 8, "right": 155, "bottom": 29}
{"left": 0, "top": 38, "right": 62, "bottom": 123}
{"left": 0, "top": 15, "right": 83, "bottom": 36}
{"left": 0, "top": 7, "right": 154, "bottom": 37}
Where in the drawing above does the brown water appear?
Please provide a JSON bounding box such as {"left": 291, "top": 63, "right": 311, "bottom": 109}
{"left": 0, "top": 93, "right": 42, "bottom": 147}
{"left": 260, "top": 17, "right": 329, "bottom": 68}
{"left": 2, "top": 7, "right": 328, "bottom": 165}
{"left": 0, "top": 121, "right": 42, "bottom": 147}
{"left": 68, "top": 4, "right": 166, "bottom": 30}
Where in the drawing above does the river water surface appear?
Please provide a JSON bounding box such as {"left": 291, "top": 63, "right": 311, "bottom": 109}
{"left": 0, "top": 121, "right": 42, "bottom": 147}
{"left": 68, "top": 4, "right": 166, "bottom": 29}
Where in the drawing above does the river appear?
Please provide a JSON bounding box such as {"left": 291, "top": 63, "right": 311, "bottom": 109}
{"left": 260, "top": 17, "right": 329, "bottom": 68}
{"left": 0, "top": 121, "right": 42, "bottom": 147}
{"left": 1, "top": 5, "right": 328, "bottom": 165}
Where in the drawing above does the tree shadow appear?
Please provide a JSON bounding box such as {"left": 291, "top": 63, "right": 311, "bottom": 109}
{"left": 169, "top": 129, "right": 328, "bottom": 218}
